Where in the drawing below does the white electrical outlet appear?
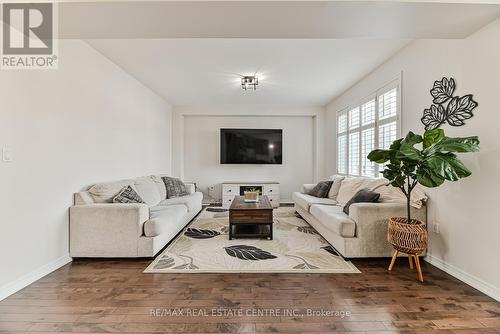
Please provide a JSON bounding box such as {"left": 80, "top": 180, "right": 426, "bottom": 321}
{"left": 432, "top": 223, "right": 440, "bottom": 234}
{"left": 2, "top": 148, "right": 12, "bottom": 162}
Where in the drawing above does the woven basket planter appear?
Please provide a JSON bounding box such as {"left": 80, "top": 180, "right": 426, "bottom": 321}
{"left": 387, "top": 217, "right": 428, "bottom": 255}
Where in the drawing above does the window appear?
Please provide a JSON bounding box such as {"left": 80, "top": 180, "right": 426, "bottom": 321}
{"left": 336, "top": 81, "right": 400, "bottom": 177}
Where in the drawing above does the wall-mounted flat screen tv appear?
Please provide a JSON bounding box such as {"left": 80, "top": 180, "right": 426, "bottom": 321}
{"left": 220, "top": 128, "right": 283, "bottom": 164}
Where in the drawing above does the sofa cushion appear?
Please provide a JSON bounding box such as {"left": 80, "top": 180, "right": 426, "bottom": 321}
{"left": 113, "top": 185, "right": 145, "bottom": 204}
{"left": 307, "top": 181, "right": 333, "bottom": 198}
{"left": 336, "top": 177, "right": 388, "bottom": 206}
{"left": 292, "top": 192, "right": 337, "bottom": 212}
{"left": 328, "top": 175, "right": 345, "bottom": 200}
{"left": 133, "top": 176, "right": 162, "bottom": 206}
{"left": 310, "top": 204, "right": 356, "bottom": 238}
{"left": 377, "top": 184, "right": 427, "bottom": 209}
{"left": 343, "top": 188, "right": 380, "bottom": 215}
{"left": 151, "top": 175, "right": 167, "bottom": 199}
{"left": 88, "top": 179, "right": 133, "bottom": 203}
{"left": 145, "top": 204, "right": 188, "bottom": 237}
{"left": 158, "top": 192, "right": 203, "bottom": 212}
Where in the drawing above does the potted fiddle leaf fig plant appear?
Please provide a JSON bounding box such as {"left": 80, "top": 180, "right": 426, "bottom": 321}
{"left": 368, "top": 128, "right": 479, "bottom": 282}
{"left": 368, "top": 128, "right": 480, "bottom": 223}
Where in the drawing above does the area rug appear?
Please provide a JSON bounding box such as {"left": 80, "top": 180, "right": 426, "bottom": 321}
{"left": 144, "top": 207, "right": 360, "bottom": 273}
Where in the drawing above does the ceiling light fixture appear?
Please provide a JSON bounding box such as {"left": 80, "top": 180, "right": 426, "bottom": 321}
{"left": 241, "top": 76, "right": 258, "bottom": 90}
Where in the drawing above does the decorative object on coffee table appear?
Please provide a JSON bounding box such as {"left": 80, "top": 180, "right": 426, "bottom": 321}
{"left": 368, "top": 128, "right": 480, "bottom": 282}
{"left": 229, "top": 195, "right": 273, "bottom": 240}
{"left": 387, "top": 217, "right": 428, "bottom": 282}
{"left": 243, "top": 188, "right": 259, "bottom": 203}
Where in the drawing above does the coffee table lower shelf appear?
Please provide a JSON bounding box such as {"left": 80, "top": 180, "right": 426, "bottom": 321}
{"left": 229, "top": 222, "right": 273, "bottom": 240}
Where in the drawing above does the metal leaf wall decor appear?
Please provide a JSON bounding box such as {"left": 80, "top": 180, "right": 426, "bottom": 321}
{"left": 421, "top": 77, "right": 478, "bottom": 130}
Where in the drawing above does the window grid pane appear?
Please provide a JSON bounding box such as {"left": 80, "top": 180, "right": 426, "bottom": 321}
{"left": 361, "top": 128, "right": 375, "bottom": 177}
{"left": 348, "top": 132, "right": 360, "bottom": 176}
{"left": 379, "top": 121, "right": 397, "bottom": 149}
{"left": 378, "top": 88, "right": 397, "bottom": 120}
{"left": 361, "top": 100, "right": 375, "bottom": 126}
{"left": 338, "top": 112, "right": 347, "bottom": 133}
{"left": 337, "top": 135, "right": 347, "bottom": 174}
{"left": 349, "top": 107, "right": 360, "bottom": 130}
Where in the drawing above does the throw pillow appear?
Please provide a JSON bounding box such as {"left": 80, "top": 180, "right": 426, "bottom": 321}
{"left": 162, "top": 177, "right": 189, "bottom": 198}
{"left": 328, "top": 174, "right": 345, "bottom": 200}
{"left": 343, "top": 188, "right": 380, "bottom": 215}
{"left": 113, "top": 185, "right": 144, "bottom": 204}
{"left": 307, "top": 181, "right": 333, "bottom": 198}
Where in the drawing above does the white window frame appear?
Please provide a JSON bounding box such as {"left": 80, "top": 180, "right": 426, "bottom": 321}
{"left": 336, "top": 78, "right": 402, "bottom": 177}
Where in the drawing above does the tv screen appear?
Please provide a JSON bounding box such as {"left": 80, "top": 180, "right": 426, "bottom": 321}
{"left": 220, "top": 128, "right": 282, "bottom": 164}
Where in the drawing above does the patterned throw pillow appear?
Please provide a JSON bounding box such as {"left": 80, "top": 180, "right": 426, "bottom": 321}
{"left": 343, "top": 188, "right": 380, "bottom": 215}
{"left": 307, "top": 181, "right": 333, "bottom": 198}
{"left": 113, "top": 185, "right": 144, "bottom": 204}
{"left": 162, "top": 177, "right": 189, "bottom": 198}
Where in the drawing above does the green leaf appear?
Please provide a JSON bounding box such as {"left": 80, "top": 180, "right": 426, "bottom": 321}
{"left": 425, "top": 153, "right": 464, "bottom": 181}
{"left": 423, "top": 129, "right": 445, "bottom": 149}
{"left": 416, "top": 167, "right": 445, "bottom": 188}
{"left": 389, "top": 138, "right": 403, "bottom": 150}
{"left": 382, "top": 167, "right": 403, "bottom": 184}
{"left": 367, "top": 149, "right": 392, "bottom": 163}
{"left": 401, "top": 131, "right": 423, "bottom": 146}
{"left": 397, "top": 145, "right": 423, "bottom": 161}
{"left": 391, "top": 174, "right": 406, "bottom": 188}
{"left": 424, "top": 136, "right": 480, "bottom": 155}
{"left": 425, "top": 153, "right": 472, "bottom": 181}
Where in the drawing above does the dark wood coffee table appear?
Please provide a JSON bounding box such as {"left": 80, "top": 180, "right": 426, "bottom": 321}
{"left": 229, "top": 195, "right": 274, "bottom": 240}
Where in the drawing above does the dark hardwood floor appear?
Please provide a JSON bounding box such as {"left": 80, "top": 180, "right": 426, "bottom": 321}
{"left": 0, "top": 258, "right": 498, "bottom": 333}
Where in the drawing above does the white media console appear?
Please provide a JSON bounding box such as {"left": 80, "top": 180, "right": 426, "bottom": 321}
{"left": 222, "top": 182, "right": 280, "bottom": 209}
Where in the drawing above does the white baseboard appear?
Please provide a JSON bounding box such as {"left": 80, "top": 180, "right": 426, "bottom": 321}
{"left": 0, "top": 254, "right": 72, "bottom": 301}
{"left": 424, "top": 254, "right": 500, "bottom": 302}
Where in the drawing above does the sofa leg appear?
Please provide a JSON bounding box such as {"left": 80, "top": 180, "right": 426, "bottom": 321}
{"left": 388, "top": 250, "right": 398, "bottom": 271}
{"left": 408, "top": 255, "right": 414, "bottom": 270}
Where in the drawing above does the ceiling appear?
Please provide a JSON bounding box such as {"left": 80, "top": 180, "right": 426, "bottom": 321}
{"left": 76, "top": 1, "right": 500, "bottom": 106}
{"left": 61, "top": 1, "right": 500, "bottom": 39}
{"left": 87, "top": 38, "right": 410, "bottom": 106}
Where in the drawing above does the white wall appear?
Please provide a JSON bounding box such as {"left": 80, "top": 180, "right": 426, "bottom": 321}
{"left": 172, "top": 106, "right": 324, "bottom": 200}
{"left": 325, "top": 19, "right": 500, "bottom": 299}
{"left": 0, "top": 40, "right": 172, "bottom": 299}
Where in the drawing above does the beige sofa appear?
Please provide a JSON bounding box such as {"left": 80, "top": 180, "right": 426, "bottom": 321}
{"left": 70, "top": 175, "right": 202, "bottom": 258}
{"left": 292, "top": 176, "right": 427, "bottom": 258}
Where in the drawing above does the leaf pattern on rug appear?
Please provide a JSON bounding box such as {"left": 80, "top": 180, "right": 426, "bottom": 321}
{"left": 293, "top": 262, "right": 319, "bottom": 269}
{"left": 321, "top": 245, "right": 340, "bottom": 257}
{"left": 224, "top": 245, "right": 277, "bottom": 261}
{"left": 173, "top": 263, "right": 198, "bottom": 269}
{"left": 185, "top": 228, "right": 221, "bottom": 239}
{"left": 297, "top": 226, "right": 318, "bottom": 235}
{"left": 287, "top": 254, "right": 319, "bottom": 269}
{"left": 176, "top": 255, "right": 198, "bottom": 269}
{"left": 154, "top": 255, "right": 176, "bottom": 269}
{"left": 294, "top": 211, "right": 304, "bottom": 219}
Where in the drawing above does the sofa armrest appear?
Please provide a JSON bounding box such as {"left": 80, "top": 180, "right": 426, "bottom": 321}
{"left": 185, "top": 183, "right": 196, "bottom": 194}
{"left": 302, "top": 183, "right": 316, "bottom": 194}
{"left": 348, "top": 202, "right": 427, "bottom": 238}
{"left": 69, "top": 203, "right": 149, "bottom": 257}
